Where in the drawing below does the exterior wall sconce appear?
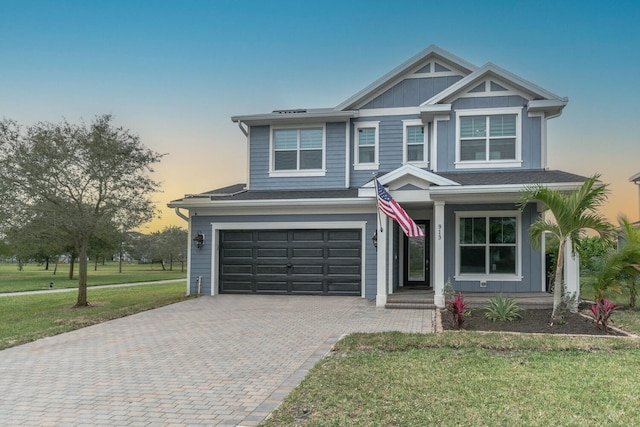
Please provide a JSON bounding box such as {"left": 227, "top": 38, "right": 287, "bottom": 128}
{"left": 372, "top": 231, "right": 378, "bottom": 249}
{"left": 193, "top": 232, "right": 205, "bottom": 249}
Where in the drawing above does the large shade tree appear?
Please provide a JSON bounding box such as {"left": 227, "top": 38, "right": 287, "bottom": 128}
{"left": 0, "top": 115, "right": 162, "bottom": 306}
{"left": 519, "top": 174, "right": 615, "bottom": 320}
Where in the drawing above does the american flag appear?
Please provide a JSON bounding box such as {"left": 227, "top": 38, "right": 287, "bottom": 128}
{"left": 375, "top": 179, "right": 424, "bottom": 237}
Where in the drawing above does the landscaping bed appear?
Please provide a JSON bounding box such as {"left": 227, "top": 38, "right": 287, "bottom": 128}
{"left": 441, "top": 304, "right": 631, "bottom": 336}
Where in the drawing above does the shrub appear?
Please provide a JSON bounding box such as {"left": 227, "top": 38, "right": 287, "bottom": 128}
{"left": 590, "top": 298, "right": 616, "bottom": 332}
{"left": 484, "top": 294, "right": 522, "bottom": 323}
{"left": 447, "top": 292, "right": 468, "bottom": 329}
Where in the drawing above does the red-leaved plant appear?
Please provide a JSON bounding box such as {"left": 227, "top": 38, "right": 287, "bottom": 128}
{"left": 590, "top": 298, "right": 616, "bottom": 332}
{"left": 447, "top": 292, "right": 468, "bottom": 329}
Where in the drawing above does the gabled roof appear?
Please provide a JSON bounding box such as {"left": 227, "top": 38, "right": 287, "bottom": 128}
{"left": 362, "top": 164, "right": 461, "bottom": 188}
{"left": 629, "top": 172, "right": 640, "bottom": 183}
{"left": 335, "top": 45, "right": 478, "bottom": 111}
{"left": 421, "top": 62, "right": 568, "bottom": 116}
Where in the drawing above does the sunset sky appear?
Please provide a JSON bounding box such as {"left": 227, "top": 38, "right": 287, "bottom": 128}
{"left": 2, "top": 0, "right": 639, "bottom": 231}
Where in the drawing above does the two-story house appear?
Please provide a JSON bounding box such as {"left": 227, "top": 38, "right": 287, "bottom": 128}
{"left": 169, "top": 45, "right": 586, "bottom": 307}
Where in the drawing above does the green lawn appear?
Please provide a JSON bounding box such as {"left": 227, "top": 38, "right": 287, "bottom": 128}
{"left": 262, "top": 332, "right": 640, "bottom": 426}
{"left": 0, "top": 261, "right": 186, "bottom": 293}
{"left": 0, "top": 281, "right": 191, "bottom": 350}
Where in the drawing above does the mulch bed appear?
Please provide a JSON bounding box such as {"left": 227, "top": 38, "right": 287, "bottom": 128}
{"left": 441, "top": 307, "right": 629, "bottom": 336}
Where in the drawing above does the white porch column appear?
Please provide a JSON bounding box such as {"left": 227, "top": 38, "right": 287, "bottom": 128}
{"left": 376, "top": 216, "right": 389, "bottom": 307}
{"left": 433, "top": 201, "right": 445, "bottom": 308}
{"left": 564, "top": 237, "right": 580, "bottom": 311}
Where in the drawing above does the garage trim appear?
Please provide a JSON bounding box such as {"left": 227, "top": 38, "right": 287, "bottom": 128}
{"left": 211, "top": 221, "right": 368, "bottom": 297}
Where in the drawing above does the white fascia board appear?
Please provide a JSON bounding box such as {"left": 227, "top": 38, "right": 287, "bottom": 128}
{"left": 335, "top": 45, "right": 477, "bottom": 111}
{"left": 527, "top": 99, "right": 568, "bottom": 117}
{"left": 630, "top": 172, "right": 640, "bottom": 183}
{"left": 230, "top": 110, "right": 357, "bottom": 126}
{"left": 196, "top": 203, "right": 375, "bottom": 217}
{"left": 420, "top": 104, "right": 452, "bottom": 122}
{"left": 169, "top": 197, "right": 371, "bottom": 210}
{"left": 429, "top": 182, "right": 584, "bottom": 198}
{"left": 421, "top": 63, "right": 566, "bottom": 107}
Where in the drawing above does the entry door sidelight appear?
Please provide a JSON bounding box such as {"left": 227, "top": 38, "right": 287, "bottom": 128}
{"left": 404, "top": 221, "right": 430, "bottom": 287}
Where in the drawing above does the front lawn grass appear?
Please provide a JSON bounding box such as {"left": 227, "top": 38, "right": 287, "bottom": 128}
{"left": 262, "top": 332, "right": 640, "bottom": 426}
{"left": 0, "top": 282, "right": 191, "bottom": 350}
{"left": 0, "top": 261, "right": 186, "bottom": 293}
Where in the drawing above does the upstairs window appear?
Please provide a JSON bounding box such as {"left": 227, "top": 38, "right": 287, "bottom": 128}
{"left": 272, "top": 127, "right": 324, "bottom": 175}
{"left": 354, "top": 121, "right": 379, "bottom": 170}
{"left": 403, "top": 119, "right": 427, "bottom": 167}
{"left": 456, "top": 107, "right": 522, "bottom": 169}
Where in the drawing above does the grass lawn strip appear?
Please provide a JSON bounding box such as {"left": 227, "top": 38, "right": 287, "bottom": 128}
{"left": 262, "top": 332, "right": 640, "bottom": 426}
{"left": 0, "top": 262, "right": 186, "bottom": 293}
{"left": 0, "top": 282, "right": 191, "bottom": 350}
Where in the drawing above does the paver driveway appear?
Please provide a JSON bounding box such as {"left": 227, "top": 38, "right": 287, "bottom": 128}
{"left": 0, "top": 295, "right": 433, "bottom": 426}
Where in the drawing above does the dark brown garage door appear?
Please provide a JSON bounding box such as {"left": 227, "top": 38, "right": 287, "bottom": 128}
{"left": 219, "top": 229, "right": 361, "bottom": 295}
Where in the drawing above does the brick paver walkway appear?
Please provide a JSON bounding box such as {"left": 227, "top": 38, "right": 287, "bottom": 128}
{"left": 0, "top": 295, "right": 433, "bottom": 426}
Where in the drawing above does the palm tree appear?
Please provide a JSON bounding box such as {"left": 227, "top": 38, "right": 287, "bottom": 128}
{"left": 612, "top": 216, "right": 640, "bottom": 308}
{"left": 519, "top": 174, "right": 615, "bottom": 320}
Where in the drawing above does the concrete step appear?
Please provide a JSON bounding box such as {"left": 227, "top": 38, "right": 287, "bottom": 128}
{"left": 385, "top": 301, "right": 437, "bottom": 310}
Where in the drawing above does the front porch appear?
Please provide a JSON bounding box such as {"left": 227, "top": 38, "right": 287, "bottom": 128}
{"left": 385, "top": 287, "right": 554, "bottom": 310}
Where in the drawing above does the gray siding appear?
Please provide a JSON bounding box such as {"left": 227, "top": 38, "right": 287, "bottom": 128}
{"left": 350, "top": 114, "right": 429, "bottom": 187}
{"left": 437, "top": 95, "right": 542, "bottom": 172}
{"left": 361, "top": 76, "right": 463, "bottom": 109}
{"left": 443, "top": 203, "right": 543, "bottom": 293}
{"left": 188, "top": 213, "right": 378, "bottom": 298}
{"left": 249, "top": 122, "right": 347, "bottom": 190}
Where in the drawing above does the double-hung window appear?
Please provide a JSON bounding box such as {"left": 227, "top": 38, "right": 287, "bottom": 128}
{"left": 403, "top": 119, "right": 427, "bottom": 167}
{"left": 456, "top": 212, "right": 520, "bottom": 280}
{"left": 456, "top": 107, "right": 521, "bottom": 168}
{"left": 272, "top": 126, "right": 324, "bottom": 175}
{"left": 354, "top": 121, "right": 379, "bottom": 170}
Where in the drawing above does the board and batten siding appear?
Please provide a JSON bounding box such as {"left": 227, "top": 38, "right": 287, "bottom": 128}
{"left": 436, "top": 95, "right": 542, "bottom": 172}
{"left": 248, "top": 122, "right": 347, "bottom": 190}
{"left": 361, "top": 76, "right": 464, "bottom": 109}
{"left": 442, "top": 203, "right": 543, "bottom": 293}
{"left": 188, "top": 213, "right": 378, "bottom": 298}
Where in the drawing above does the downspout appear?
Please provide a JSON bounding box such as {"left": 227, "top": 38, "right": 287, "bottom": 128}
{"left": 237, "top": 120, "right": 248, "bottom": 137}
{"left": 174, "top": 207, "right": 189, "bottom": 222}
{"left": 236, "top": 119, "right": 251, "bottom": 190}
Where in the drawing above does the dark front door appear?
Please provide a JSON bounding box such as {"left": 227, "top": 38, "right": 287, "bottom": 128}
{"left": 403, "top": 220, "right": 430, "bottom": 287}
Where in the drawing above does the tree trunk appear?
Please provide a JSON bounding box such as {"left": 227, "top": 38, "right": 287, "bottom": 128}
{"left": 94, "top": 256, "right": 98, "bottom": 271}
{"left": 45, "top": 258, "right": 49, "bottom": 271}
{"left": 119, "top": 242, "right": 123, "bottom": 273}
{"left": 76, "top": 240, "right": 89, "bottom": 307}
{"left": 169, "top": 254, "right": 173, "bottom": 271}
{"left": 551, "top": 240, "right": 566, "bottom": 320}
{"left": 68, "top": 254, "right": 75, "bottom": 280}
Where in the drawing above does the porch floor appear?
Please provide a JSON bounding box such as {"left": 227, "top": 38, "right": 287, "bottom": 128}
{"left": 386, "top": 287, "right": 554, "bottom": 309}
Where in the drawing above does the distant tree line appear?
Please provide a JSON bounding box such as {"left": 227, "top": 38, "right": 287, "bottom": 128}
{"left": 0, "top": 226, "right": 188, "bottom": 274}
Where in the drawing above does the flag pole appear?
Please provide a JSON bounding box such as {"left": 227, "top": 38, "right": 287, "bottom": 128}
{"left": 374, "top": 176, "right": 384, "bottom": 232}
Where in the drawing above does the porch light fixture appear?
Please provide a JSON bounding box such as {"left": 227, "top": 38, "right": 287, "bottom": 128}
{"left": 372, "top": 231, "right": 378, "bottom": 249}
{"left": 193, "top": 232, "right": 205, "bottom": 249}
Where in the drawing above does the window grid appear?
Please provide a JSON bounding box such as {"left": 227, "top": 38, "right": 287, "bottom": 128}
{"left": 459, "top": 114, "right": 516, "bottom": 162}
{"left": 273, "top": 128, "right": 323, "bottom": 171}
{"left": 459, "top": 216, "right": 517, "bottom": 275}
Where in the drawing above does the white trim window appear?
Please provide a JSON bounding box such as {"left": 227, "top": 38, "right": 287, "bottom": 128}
{"left": 270, "top": 125, "right": 325, "bottom": 176}
{"left": 354, "top": 121, "right": 379, "bottom": 170}
{"left": 402, "top": 119, "right": 427, "bottom": 167}
{"left": 455, "top": 211, "right": 521, "bottom": 281}
{"left": 455, "top": 107, "right": 522, "bottom": 169}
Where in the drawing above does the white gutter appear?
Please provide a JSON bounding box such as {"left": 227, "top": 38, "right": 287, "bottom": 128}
{"left": 168, "top": 197, "right": 372, "bottom": 210}
{"left": 174, "top": 207, "right": 189, "bottom": 221}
